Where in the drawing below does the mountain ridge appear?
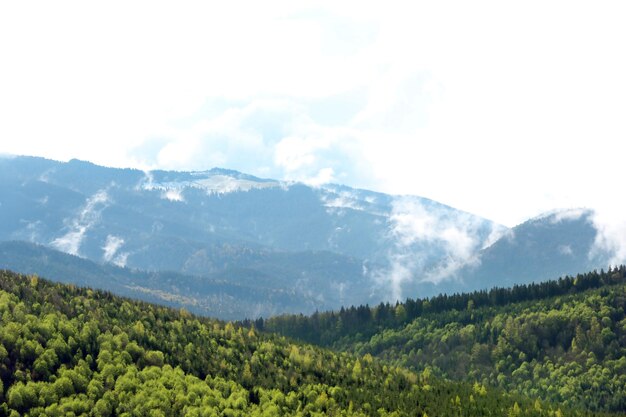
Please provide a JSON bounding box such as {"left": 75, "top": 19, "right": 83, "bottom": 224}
{"left": 0, "top": 155, "right": 502, "bottom": 309}
{"left": 0, "top": 155, "right": 616, "bottom": 316}
{"left": 0, "top": 240, "right": 368, "bottom": 320}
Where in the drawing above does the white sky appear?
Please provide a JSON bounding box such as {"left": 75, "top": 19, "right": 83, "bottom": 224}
{"left": 1, "top": 1, "right": 625, "bottom": 227}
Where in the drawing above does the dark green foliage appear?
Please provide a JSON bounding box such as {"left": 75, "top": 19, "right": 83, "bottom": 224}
{"left": 263, "top": 267, "right": 626, "bottom": 412}
{"left": 0, "top": 270, "right": 609, "bottom": 416}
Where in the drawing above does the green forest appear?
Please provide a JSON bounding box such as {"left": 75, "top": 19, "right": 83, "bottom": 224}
{"left": 0, "top": 270, "right": 617, "bottom": 416}
{"left": 261, "top": 267, "right": 626, "bottom": 413}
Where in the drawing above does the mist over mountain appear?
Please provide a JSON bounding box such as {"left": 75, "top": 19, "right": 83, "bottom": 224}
{"left": 0, "top": 156, "right": 615, "bottom": 317}
{"left": 456, "top": 209, "right": 609, "bottom": 290}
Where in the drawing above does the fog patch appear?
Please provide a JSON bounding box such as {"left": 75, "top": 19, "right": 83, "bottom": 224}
{"left": 590, "top": 207, "right": 626, "bottom": 266}
{"left": 481, "top": 224, "right": 511, "bottom": 249}
{"left": 373, "top": 197, "right": 498, "bottom": 301}
{"left": 138, "top": 170, "right": 156, "bottom": 190}
{"left": 102, "top": 234, "right": 129, "bottom": 267}
{"left": 162, "top": 189, "right": 185, "bottom": 202}
{"left": 112, "top": 252, "right": 129, "bottom": 268}
{"left": 376, "top": 253, "right": 416, "bottom": 302}
{"left": 51, "top": 190, "right": 109, "bottom": 256}
{"left": 303, "top": 167, "right": 335, "bottom": 187}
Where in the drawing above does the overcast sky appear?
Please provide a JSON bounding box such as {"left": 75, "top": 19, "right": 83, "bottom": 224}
{"left": 1, "top": 1, "right": 625, "bottom": 227}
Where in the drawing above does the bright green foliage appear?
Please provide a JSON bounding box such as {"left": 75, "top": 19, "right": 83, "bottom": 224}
{"left": 0, "top": 270, "right": 612, "bottom": 416}
{"left": 264, "top": 267, "right": 626, "bottom": 412}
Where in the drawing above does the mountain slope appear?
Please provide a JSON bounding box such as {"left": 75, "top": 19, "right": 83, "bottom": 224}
{"left": 0, "top": 155, "right": 504, "bottom": 310}
{"left": 0, "top": 241, "right": 370, "bottom": 319}
{"left": 1, "top": 269, "right": 600, "bottom": 417}
{"left": 456, "top": 209, "right": 607, "bottom": 292}
{"left": 1, "top": 155, "right": 617, "bottom": 312}
{"left": 263, "top": 267, "right": 626, "bottom": 412}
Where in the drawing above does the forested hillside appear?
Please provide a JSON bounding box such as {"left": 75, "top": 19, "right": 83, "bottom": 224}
{"left": 0, "top": 270, "right": 612, "bottom": 416}
{"left": 263, "top": 267, "right": 626, "bottom": 412}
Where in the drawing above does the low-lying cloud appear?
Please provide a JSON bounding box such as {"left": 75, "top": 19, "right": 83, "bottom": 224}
{"left": 102, "top": 235, "right": 127, "bottom": 266}
{"left": 51, "top": 190, "right": 109, "bottom": 256}
{"left": 375, "top": 197, "right": 507, "bottom": 301}
{"left": 162, "top": 189, "right": 185, "bottom": 202}
{"left": 590, "top": 207, "right": 626, "bottom": 266}
{"left": 533, "top": 207, "right": 626, "bottom": 267}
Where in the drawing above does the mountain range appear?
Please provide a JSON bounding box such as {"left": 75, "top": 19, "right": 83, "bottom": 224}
{"left": 0, "top": 155, "right": 613, "bottom": 318}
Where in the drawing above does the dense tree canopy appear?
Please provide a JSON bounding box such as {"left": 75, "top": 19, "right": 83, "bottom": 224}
{"left": 0, "top": 270, "right": 613, "bottom": 416}
{"left": 262, "top": 267, "right": 626, "bottom": 412}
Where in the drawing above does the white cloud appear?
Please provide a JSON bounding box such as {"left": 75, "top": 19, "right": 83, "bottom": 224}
{"left": 481, "top": 226, "right": 510, "bottom": 250}
{"left": 273, "top": 133, "right": 350, "bottom": 186}
{"left": 0, "top": 1, "right": 625, "bottom": 230}
{"left": 102, "top": 235, "right": 125, "bottom": 263}
{"left": 376, "top": 253, "right": 415, "bottom": 302}
{"left": 304, "top": 168, "right": 336, "bottom": 187}
{"left": 102, "top": 235, "right": 130, "bottom": 267}
{"left": 162, "top": 189, "right": 185, "bottom": 202}
{"left": 274, "top": 137, "right": 322, "bottom": 172}
{"left": 112, "top": 252, "right": 129, "bottom": 268}
{"left": 591, "top": 207, "right": 626, "bottom": 266}
{"left": 389, "top": 198, "right": 485, "bottom": 261}
{"left": 51, "top": 190, "right": 109, "bottom": 256}
{"left": 133, "top": 99, "right": 296, "bottom": 172}
{"left": 51, "top": 229, "right": 87, "bottom": 257}
{"left": 126, "top": 98, "right": 371, "bottom": 188}
{"left": 373, "top": 197, "right": 501, "bottom": 300}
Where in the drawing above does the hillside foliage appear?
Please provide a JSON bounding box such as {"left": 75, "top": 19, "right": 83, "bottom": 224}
{"left": 0, "top": 270, "right": 612, "bottom": 416}
{"left": 261, "top": 267, "right": 626, "bottom": 412}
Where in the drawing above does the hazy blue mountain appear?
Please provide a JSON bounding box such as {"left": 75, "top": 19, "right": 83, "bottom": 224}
{"left": 451, "top": 209, "right": 609, "bottom": 293}
{"left": 0, "top": 240, "right": 367, "bottom": 320}
{"left": 2, "top": 155, "right": 613, "bottom": 316}
{"left": 0, "top": 156, "right": 507, "bottom": 311}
